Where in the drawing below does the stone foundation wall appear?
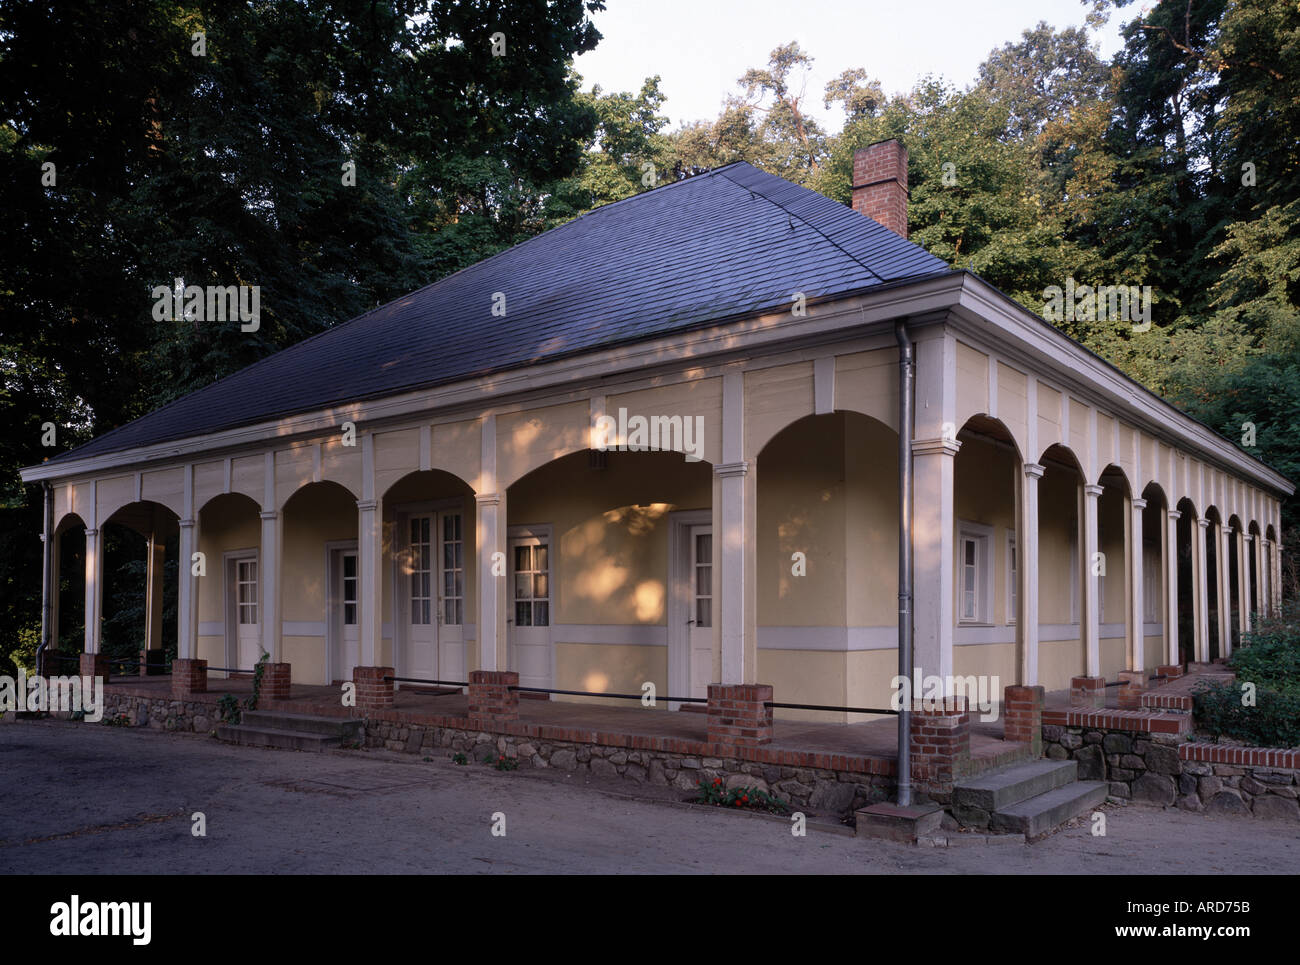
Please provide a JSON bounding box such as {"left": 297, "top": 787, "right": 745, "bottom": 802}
{"left": 1042, "top": 724, "right": 1299, "bottom": 821}
{"left": 364, "top": 719, "right": 896, "bottom": 817}
{"left": 103, "top": 692, "right": 216, "bottom": 734}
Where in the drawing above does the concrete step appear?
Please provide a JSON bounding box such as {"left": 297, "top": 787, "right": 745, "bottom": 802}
{"left": 988, "top": 781, "right": 1108, "bottom": 838}
{"left": 216, "top": 723, "right": 349, "bottom": 752}
{"left": 954, "top": 759, "right": 1078, "bottom": 814}
{"left": 240, "top": 710, "right": 362, "bottom": 739}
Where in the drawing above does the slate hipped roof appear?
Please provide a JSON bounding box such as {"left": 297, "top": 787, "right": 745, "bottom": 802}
{"left": 53, "top": 162, "right": 951, "bottom": 463}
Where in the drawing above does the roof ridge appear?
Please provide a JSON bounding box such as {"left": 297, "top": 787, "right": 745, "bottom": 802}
{"left": 715, "top": 166, "right": 888, "bottom": 285}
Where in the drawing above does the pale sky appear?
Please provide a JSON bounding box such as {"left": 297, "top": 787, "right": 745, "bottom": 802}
{"left": 573, "top": 0, "right": 1131, "bottom": 132}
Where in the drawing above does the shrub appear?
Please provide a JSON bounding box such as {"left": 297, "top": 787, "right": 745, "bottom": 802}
{"left": 1193, "top": 679, "right": 1300, "bottom": 748}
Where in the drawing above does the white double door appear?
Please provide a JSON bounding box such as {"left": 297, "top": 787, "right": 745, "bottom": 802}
{"left": 401, "top": 510, "right": 466, "bottom": 683}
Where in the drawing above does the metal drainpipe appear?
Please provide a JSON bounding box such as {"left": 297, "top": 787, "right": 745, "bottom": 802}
{"left": 895, "top": 320, "right": 914, "bottom": 807}
{"left": 37, "top": 481, "right": 53, "bottom": 679}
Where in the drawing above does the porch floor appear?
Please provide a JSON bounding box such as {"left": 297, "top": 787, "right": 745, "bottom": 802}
{"left": 103, "top": 676, "right": 1020, "bottom": 772}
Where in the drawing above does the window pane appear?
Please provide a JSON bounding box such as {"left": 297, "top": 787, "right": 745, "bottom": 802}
{"left": 535, "top": 545, "right": 548, "bottom": 571}
{"left": 445, "top": 571, "right": 455, "bottom": 598}
{"left": 515, "top": 572, "right": 531, "bottom": 600}
{"left": 515, "top": 602, "right": 531, "bottom": 627}
{"left": 453, "top": 570, "right": 463, "bottom": 597}
{"left": 344, "top": 555, "right": 356, "bottom": 579}
{"left": 515, "top": 545, "right": 530, "bottom": 571}
{"left": 534, "top": 601, "right": 549, "bottom": 627}
{"left": 964, "top": 540, "right": 975, "bottom": 566}
{"left": 696, "top": 565, "right": 711, "bottom": 596}
{"left": 534, "top": 573, "right": 548, "bottom": 600}
{"left": 344, "top": 602, "right": 356, "bottom": 625}
{"left": 696, "top": 597, "right": 711, "bottom": 628}
{"left": 696, "top": 533, "right": 711, "bottom": 562}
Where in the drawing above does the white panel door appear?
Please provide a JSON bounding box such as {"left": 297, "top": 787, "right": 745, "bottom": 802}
{"left": 334, "top": 549, "right": 360, "bottom": 679}
{"left": 437, "top": 512, "right": 466, "bottom": 683}
{"left": 404, "top": 514, "right": 437, "bottom": 678}
{"left": 508, "top": 535, "right": 551, "bottom": 691}
{"left": 234, "top": 557, "right": 261, "bottom": 670}
{"left": 689, "top": 526, "right": 713, "bottom": 700}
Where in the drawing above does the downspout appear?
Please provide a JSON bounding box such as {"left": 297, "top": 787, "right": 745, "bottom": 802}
{"left": 37, "top": 481, "right": 53, "bottom": 679}
{"left": 895, "top": 320, "right": 914, "bottom": 807}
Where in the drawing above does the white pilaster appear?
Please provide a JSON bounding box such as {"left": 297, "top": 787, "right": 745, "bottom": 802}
{"left": 1130, "top": 498, "right": 1147, "bottom": 671}
{"left": 178, "top": 518, "right": 199, "bottom": 660}
{"left": 1217, "top": 523, "right": 1233, "bottom": 656}
{"left": 912, "top": 437, "right": 959, "bottom": 684}
{"left": 1019, "top": 463, "right": 1044, "bottom": 685}
{"left": 1194, "top": 518, "right": 1210, "bottom": 662}
{"left": 475, "top": 492, "right": 503, "bottom": 672}
{"left": 1082, "top": 483, "right": 1103, "bottom": 678}
{"left": 84, "top": 527, "right": 102, "bottom": 655}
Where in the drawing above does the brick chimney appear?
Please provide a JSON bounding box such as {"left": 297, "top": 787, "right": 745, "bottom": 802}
{"left": 851, "top": 139, "right": 909, "bottom": 238}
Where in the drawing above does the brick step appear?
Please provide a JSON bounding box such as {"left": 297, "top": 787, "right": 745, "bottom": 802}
{"left": 240, "top": 710, "right": 362, "bottom": 738}
{"left": 988, "top": 781, "right": 1108, "bottom": 838}
{"left": 215, "top": 723, "right": 351, "bottom": 752}
{"left": 953, "top": 759, "right": 1078, "bottom": 816}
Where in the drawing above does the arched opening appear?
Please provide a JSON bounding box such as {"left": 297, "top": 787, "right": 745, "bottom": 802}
{"left": 49, "top": 513, "right": 88, "bottom": 667}
{"left": 1097, "top": 465, "right": 1131, "bottom": 680}
{"left": 756, "top": 410, "right": 897, "bottom": 720}
{"left": 1205, "top": 506, "right": 1224, "bottom": 660}
{"left": 99, "top": 500, "right": 181, "bottom": 674}
{"left": 383, "top": 469, "right": 477, "bottom": 687}
{"left": 1227, "top": 514, "right": 1245, "bottom": 651}
{"left": 1037, "top": 444, "right": 1085, "bottom": 692}
{"left": 197, "top": 492, "right": 262, "bottom": 675}
{"left": 280, "top": 480, "right": 361, "bottom": 685}
{"left": 953, "top": 415, "right": 1021, "bottom": 687}
{"left": 505, "top": 447, "right": 712, "bottom": 705}
{"left": 1175, "top": 498, "right": 1198, "bottom": 665}
{"left": 1140, "top": 483, "right": 1170, "bottom": 670}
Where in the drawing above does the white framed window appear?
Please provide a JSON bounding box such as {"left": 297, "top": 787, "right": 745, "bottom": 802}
{"left": 1006, "top": 531, "right": 1017, "bottom": 625}
{"left": 236, "top": 559, "right": 258, "bottom": 625}
{"left": 957, "top": 521, "right": 994, "bottom": 624}
{"left": 441, "top": 512, "right": 464, "bottom": 626}
{"left": 409, "top": 515, "right": 433, "bottom": 625}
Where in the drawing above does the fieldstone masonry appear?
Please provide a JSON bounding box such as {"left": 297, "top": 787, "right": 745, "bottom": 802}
{"left": 1043, "top": 725, "right": 1299, "bottom": 821}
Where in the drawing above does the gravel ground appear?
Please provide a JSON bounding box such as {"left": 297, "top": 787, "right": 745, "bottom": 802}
{"left": 2, "top": 718, "right": 1297, "bottom": 874}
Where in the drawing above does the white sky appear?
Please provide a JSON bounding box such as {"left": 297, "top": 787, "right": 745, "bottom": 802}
{"left": 573, "top": 0, "right": 1131, "bottom": 133}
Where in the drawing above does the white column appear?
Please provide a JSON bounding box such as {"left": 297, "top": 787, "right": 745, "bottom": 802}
{"left": 1236, "top": 528, "right": 1250, "bottom": 641}
{"left": 1129, "top": 498, "right": 1147, "bottom": 671}
{"left": 1269, "top": 537, "right": 1281, "bottom": 616}
{"left": 177, "top": 518, "right": 199, "bottom": 659}
{"left": 1217, "top": 523, "right": 1233, "bottom": 656}
{"left": 1252, "top": 531, "right": 1265, "bottom": 623}
{"left": 1193, "top": 518, "right": 1210, "bottom": 662}
{"left": 358, "top": 498, "right": 383, "bottom": 669}
{"left": 84, "top": 527, "right": 102, "bottom": 654}
{"left": 259, "top": 509, "right": 282, "bottom": 663}
{"left": 912, "top": 437, "right": 959, "bottom": 684}
{"left": 475, "top": 492, "right": 504, "bottom": 672}
{"left": 1165, "top": 510, "right": 1181, "bottom": 665}
{"left": 1082, "top": 483, "right": 1102, "bottom": 678}
{"left": 715, "top": 461, "right": 749, "bottom": 685}
{"left": 1019, "top": 464, "right": 1044, "bottom": 685}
